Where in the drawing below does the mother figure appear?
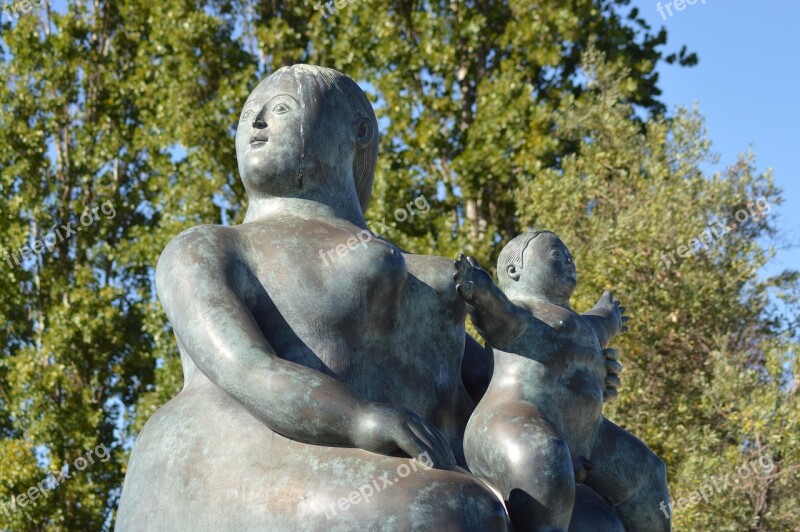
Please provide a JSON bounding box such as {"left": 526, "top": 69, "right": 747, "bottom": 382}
{"left": 116, "top": 65, "right": 619, "bottom": 530}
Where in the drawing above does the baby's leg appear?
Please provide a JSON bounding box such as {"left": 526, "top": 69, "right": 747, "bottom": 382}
{"left": 586, "top": 417, "right": 671, "bottom": 531}
{"left": 465, "top": 401, "right": 575, "bottom": 531}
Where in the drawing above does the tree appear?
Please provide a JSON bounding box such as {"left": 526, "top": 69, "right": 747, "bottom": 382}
{"left": 0, "top": 1, "right": 252, "bottom": 528}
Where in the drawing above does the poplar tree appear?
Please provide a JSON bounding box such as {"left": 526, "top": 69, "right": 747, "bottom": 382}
{"left": 0, "top": 1, "right": 251, "bottom": 528}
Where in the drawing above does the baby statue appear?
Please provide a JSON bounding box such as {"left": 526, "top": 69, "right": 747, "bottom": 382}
{"left": 455, "top": 231, "right": 671, "bottom": 531}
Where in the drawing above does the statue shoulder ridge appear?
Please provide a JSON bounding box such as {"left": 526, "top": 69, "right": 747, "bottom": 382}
{"left": 156, "top": 224, "right": 239, "bottom": 284}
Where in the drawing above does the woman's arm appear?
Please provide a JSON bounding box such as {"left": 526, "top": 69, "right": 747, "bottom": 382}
{"left": 156, "top": 226, "right": 455, "bottom": 468}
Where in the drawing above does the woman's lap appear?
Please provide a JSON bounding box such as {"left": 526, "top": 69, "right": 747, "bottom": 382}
{"left": 116, "top": 384, "right": 508, "bottom": 531}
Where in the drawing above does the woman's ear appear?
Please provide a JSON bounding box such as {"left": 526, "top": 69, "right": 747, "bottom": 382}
{"left": 354, "top": 118, "right": 374, "bottom": 147}
{"left": 507, "top": 265, "right": 521, "bottom": 283}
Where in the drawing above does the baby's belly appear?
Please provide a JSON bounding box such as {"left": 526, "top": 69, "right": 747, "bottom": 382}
{"left": 549, "top": 382, "right": 604, "bottom": 457}
{"left": 516, "top": 364, "right": 605, "bottom": 458}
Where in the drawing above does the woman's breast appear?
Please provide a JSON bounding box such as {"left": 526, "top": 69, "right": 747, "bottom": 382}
{"left": 246, "top": 236, "right": 467, "bottom": 420}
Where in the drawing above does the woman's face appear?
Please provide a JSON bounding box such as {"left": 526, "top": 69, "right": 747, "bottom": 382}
{"left": 235, "top": 67, "right": 366, "bottom": 200}
{"left": 235, "top": 71, "right": 310, "bottom": 196}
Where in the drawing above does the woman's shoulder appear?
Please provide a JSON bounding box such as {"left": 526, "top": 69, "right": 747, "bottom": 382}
{"left": 160, "top": 224, "right": 236, "bottom": 262}
{"left": 155, "top": 224, "right": 240, "bottom": 290}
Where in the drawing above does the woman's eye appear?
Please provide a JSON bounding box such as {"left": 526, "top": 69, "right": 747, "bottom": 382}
{"left": 240, "top": 109, "right": 254, "bottom": 121}
{"left": 273, "top": 103, "right": 290, "bottom": 114}
{"left": 549, "top": 250, "right": 561, "bottom": 259}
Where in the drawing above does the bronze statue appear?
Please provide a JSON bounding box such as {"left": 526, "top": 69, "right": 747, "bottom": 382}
{"left": 455, "top": 232, "right": 671, "bottom": 531}
{"left": 116, "top": 64, "right": 659, "bottom": 531}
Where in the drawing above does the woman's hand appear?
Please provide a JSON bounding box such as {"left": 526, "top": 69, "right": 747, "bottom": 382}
{"left": 351, "top": 402, "right": 457, "bottom": 470}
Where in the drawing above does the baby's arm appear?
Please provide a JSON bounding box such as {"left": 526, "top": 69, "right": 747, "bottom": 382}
{"left": 453, "top": 255, "right": 526, "bottom": 348}
{"left": 582, "top": 290, "right": 629, "bottom": 348}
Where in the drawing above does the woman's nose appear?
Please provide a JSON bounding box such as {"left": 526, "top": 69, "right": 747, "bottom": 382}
{"left": 252, "top": 106, "right": 268, "bottom": 129}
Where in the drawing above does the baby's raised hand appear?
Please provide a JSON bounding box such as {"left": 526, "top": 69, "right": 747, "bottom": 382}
{"left": 453, "top": 254, "right": 494, "bottom": 304}
{"left": 593, "top": 290, "right": 629, "bottom": 335}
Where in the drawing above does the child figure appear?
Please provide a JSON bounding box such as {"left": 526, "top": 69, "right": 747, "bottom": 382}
{"left": 455, "top": 231, "right": 670, "bottom": 531}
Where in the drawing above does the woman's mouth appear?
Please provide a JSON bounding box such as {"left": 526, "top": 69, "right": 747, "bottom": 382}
{"left": 250, "top": 132, "right": 269, "bottom": 145}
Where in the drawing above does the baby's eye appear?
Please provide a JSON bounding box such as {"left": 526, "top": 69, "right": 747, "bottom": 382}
{"left": 273, "top": 103, "right": 290, "bottom": 114}
{"left": 240, "top": 109, "right": 255, "bottom": 122}
{"left": 549, "top": 249, "right": 561, "bottom": 259}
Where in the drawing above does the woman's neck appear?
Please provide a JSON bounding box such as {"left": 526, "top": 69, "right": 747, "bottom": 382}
{"left": 243, "top": 195, "right": 368, "bottom": 229}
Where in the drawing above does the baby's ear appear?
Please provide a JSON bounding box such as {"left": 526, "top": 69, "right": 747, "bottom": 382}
{"left": 507, "top": 265, "right": 521, "bottom": 283}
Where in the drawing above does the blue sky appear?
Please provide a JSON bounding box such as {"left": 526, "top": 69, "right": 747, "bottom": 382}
{"left": 632, "top": 0, "right": 800, "bottom": 278}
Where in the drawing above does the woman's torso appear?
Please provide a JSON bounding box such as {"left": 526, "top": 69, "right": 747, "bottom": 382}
{"left": 178, "top": 213, "right": 473, "bottom": 444}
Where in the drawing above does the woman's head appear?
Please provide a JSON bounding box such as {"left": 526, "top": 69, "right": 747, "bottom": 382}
{"left": 235, "top": 65, "right": 379, "bottom": 213}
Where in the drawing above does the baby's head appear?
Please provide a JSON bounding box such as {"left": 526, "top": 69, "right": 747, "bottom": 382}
{"left": 497, "top": 231, "right": 577, "bottom": 303}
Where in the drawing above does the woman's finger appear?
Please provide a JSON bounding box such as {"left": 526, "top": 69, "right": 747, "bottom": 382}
{"left": 412, "top": 414, "right": 455, "bottom": 469}
{"left": 421, "top": 420, "right": 456, "bottom": 468}
{"left": 397, "top": 431, "right": 434, "bottom": 468}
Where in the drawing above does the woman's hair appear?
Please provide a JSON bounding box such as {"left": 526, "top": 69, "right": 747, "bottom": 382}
{"left": 264, "top": 64, "right": 379, "bottom": 213}
{"left": 496, "top": 230, "right": 554, "bottom": 290}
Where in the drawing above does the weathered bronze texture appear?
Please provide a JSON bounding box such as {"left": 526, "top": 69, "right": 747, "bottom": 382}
{"left": 116, "top": 65, "right": 668, "bottom": 531}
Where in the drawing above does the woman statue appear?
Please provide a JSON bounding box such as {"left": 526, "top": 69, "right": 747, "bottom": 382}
{"left": 116, "top": 64, "right": 509, "bottom": 530}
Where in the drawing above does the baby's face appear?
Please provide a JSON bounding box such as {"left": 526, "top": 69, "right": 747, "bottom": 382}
{"left": 520, "top": 233, "right": 577, "bottom": 300}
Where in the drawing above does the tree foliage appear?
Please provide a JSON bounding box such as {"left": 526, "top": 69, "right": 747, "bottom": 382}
{"left": 0, "top": 1, "right": 252, "bottom": 528}
{"left": 0, "top": 0, "right": 796, "bottom": 530}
